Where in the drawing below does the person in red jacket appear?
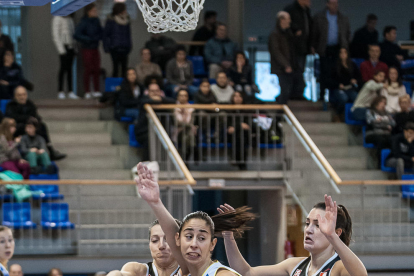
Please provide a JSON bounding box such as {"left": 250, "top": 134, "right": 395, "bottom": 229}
{"left": 360, "top": 44, "right": 388, "bottom": 83}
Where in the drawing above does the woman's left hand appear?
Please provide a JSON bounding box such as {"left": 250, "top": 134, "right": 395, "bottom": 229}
{"left": 19, "top": 159, "right": 28, "bottom": 164}
{"left": 317, "top": 194, "right": 337, "bottom": 238}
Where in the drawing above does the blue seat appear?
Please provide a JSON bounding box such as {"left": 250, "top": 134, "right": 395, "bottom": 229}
{"left": 29, "top": 162, "right": 59, "bottom": 180}
{"left": 193, "top": 78, "right": 201, "bottom": 87}
{"left": 30, "top": 185, "right": 64, "bottom": 200}
{"left": 403, "top": 81, "right": 412, "bottom": 97}
{"left": 2, "top": 203, "right": 36, "bottom": 229}
{"left": 41, "top": 203, "right": 74, "bottom": 229}
{"left": 259, "top": 143, "right": 284, "bottom": 149}
{"left": 381, "top": 149, "right": 395, "bottom": 172}
{"left": 351, "top": 58, "right": 365, "bottom": 69}
{"left": 345, "top": 103, "right": 366, "bottom": 126}
{"left": 0, "top": 99, "right": 10, "bottom": 114}
{"left": 401, "top": 175, "right": 414, "bottom": 199}
{"left": 120, "top": 116, "right": 134, "bottom": 123}
{"left": 129, "top": 124, "right": 141, "bottom": 148}
{"left": 403, "top": 74, "right": 414, "bottom": 80}
{"left": 187, "top": 56, "right": 207, "bottom": 76}
{"left": 209, "top": 79, "right": 217, "bottom": 84}
{"left": 105, "top": 77, "right": 123, "bottom": 92}
{"left": 362, "top": 126, "right": 375, "bottom": 148}
{"left": 401, "top": 59, "right": 414, "bottom": 69}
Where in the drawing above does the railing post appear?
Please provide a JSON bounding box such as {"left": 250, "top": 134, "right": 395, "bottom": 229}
{"left": 149, "top": 117, "right": 157, "bottom": 162}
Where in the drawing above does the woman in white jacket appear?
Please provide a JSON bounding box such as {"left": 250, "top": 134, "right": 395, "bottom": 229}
{"left": 52, "top": 15, "right": 79, "bottom": 100}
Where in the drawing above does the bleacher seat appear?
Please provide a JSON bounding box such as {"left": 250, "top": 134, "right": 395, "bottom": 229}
{"left": 401, "top": 59, "right": 414, "bottom": 69}
{"left": 30, "top": 185, "right": 64, "bottom": 200}
{"left": 29, "top": 162, "right": 59, "bottom": 180}
{"left": 2, "top": 202, "right": 36, "bottom": 229}
{"left": 403, "top": 81, "right": 412, "bottom": 97}
{"left": 345, "top": 103, "right": 366, "bottom": 126}
{"left": 120, "top": 116, "right": 134, "bottom": 123}
{"left": 362, "top": 126, "right": 375, "bottom": 148}
{"left": 0, "top": 99, "right": 10, "bottom": 114}
{"left": 41, "top": 203, "right": 75, "bottom": 229}
{"left": 259, "top": 143, "right": 284, "bottom": 149}
{"left": 105, "top": 77, "right": 123, "bottom": 92}
{"left": 401, "top": 175, "right": 414, "bottom": 199}
{"left": 352, "top": 58, "right": 365, "bottom": 69}
{"left": 380, "top": 149, "right": 414, "bottom": 174}
{"left": 129, "top": 124, "right": 141, "bottom": 147}
{"left": 187, "top": 56, "right": 207, "bottom": 77}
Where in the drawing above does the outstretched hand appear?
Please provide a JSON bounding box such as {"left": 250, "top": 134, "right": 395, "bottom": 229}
{"left": 217, "top": 203, "right": 235, "bottom": 214}
{"left": 135, "top": 163, "right": 160, "bottom": 204}
{"left": 317, "top": 194, "right": 338, "bottom": 238}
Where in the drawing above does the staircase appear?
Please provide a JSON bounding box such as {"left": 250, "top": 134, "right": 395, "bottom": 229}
{"left": 288, "top": 101, "right": 413, "bottom": 254}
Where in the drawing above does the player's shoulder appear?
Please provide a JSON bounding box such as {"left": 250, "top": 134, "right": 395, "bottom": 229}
{"left": 216, "top": 268, "right": 238, "bottom": 276}
{"left": 279, "top": 257, "right": 308, "bottom": 272}
{"left": 121, "top": 262, "right": 148, "bottom": 276}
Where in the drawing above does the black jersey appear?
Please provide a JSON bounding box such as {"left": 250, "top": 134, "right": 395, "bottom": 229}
{"left": 290, "top": 253, "right": 340, "bottom": 276}
{"left": 146, "top": 262, "right": 181, "bottom": 276}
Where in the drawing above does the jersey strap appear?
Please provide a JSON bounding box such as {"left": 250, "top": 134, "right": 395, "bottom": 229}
{"left": 146, "top": 261, "right": 181, "bottom": 276}
{"left": 291, "top": 253, "right": 340, "bottom": 276}
{"left": 201, "top": 261, "right": 241, "bottom": 276}
{"left": 0, "top": 263, "right": 9, "bottom": 276}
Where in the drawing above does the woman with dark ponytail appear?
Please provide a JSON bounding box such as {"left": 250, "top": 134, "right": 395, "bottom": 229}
{"left": 135, "top": 163, "right": 256, "bottom": 276}
{"left": 218, "top": 195, "right": 367, "bottom": 276}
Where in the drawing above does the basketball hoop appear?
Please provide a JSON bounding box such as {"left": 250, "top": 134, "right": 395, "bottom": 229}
{"left": 135, "top": 0, "right": 205, "bottom": 33}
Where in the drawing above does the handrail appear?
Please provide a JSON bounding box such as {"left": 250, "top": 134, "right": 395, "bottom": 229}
{"left": 177, "top": 41, "right": 206, "bottom": 46}
{"left": 0, "top": 179, "right": 194, "bottom": 185}
{"left": 152, "top": 104, "right": 284, "bottom": 110}
{"left": 145, "top": 104, "right": 196, "bottom": 185}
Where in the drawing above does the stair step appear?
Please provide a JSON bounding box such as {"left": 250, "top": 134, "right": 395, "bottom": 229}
{"left": 350, "top": 239, "right": 414, "bottom": 253}
{"left": 50, "top": 133, "right": 112, "bottom": 145}
{"left": 348, "top": 208, "right": 410, "bottom": 223}
{"left": 293, "top": 157, "right": 366, "bottom": 170}
{"left": 47, "top": 121, "right": 109, "bottom": 133}
{"left": 59, "top": 169, "right": 131, "bottom": 180}
{"left": 55, "top": 145, "right": 125, "bottom": 157}
{"left": 69, "top": 210, "right": 154, "bottom": 225}
{"left": 57, "top": 157, "right": 124, "bottom": 169}
{"left": 64, "top": 196, "right": 150, "bottom": 209}
{"left": 295, "top": 146, "right": 368, "bottom": 158}
{"left": 293, "top": 111, "right": 331, "bottom": 123}
{"left": 78, "top": 243, "right": 150, "bottom": 257}
{"left": 310, "top": 135, "right": 348, "bottom": 146}
{"left": 60, "top": 185, "right": 137, "bottom": 196}
{"left": 301, "top": 123, "right": 348, "bottom": 135}
{"left": 353, "top": 223, "right": 414, "bottom": 237}
{"left": 38, "top": 109, "right": 100, "bottom": 121}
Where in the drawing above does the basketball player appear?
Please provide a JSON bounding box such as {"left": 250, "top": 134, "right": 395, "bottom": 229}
{"left": 0, "top": 226, "right": 15, "bottom": 276}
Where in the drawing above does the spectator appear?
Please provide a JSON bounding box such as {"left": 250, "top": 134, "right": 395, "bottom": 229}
{"left": 190, "top": 11, "right": 217, "bottom": 56}
{"left": 143, "top": 74, "right": 165, "bottom": 97}
{"left": 0, "top": 20, "right": 14, "bottom": 58}
{"left": 52, "top": 15, "right": 78, "bottom": 100}
{"left": 227, "top": 91, "right": 250, "bottom": 170}
{"left": 136, "top": 48, "right": 162, "bottom": 86}
{"left": 394, "top": 95, "right": 414, "bottom": 134}
{"left": 360, "top": 44, "right": 388, "bottom": 83}
{"left": 269, "top": 11, "right": 303, "bottom": 104}
{"left": 351, "top": 70, "right": 386, "bottom": 121}
{"left": 329, "top": 48, "right": 361, "bottom": 116}
{"left": 284, "top": 0, "right": 312, "bottom": 73}
{"left": 48, "top": 268, "right": 63, "bottom": 276}
{"left": 20, "top": 118, "right": 54, "bottom": 175}
{"left": 381, "top": 67, "right": 407, "bottom": 114}
{"left": 103, "top": 3, "right": 132, "bottom": 78}
{"left": 387, "top": 122, "right": 414, "bottom": 179}
{"left": 0, "top": 118, "right": 30, "bottom": 179}
{"left": 134, "top": 83, "right": 175, "bottom": 160}
{"left": 0, "top": 226, "right": 15, "bottom": 276}
{"left": 211, "top": 72, "right": 234, "bottom": 103}
{"left": 115, "top": 68, "right": 142, "bottom": 120}
{"left": 0, "top": 50, "right": 24, "bottom": 99}
{"left": 145, "top": 34, "right": 176, "bottom": 71}
{"left": 350, "top": 14, "right": 378, "bottom": 59}
{"left": 380, "top": 26, "right": 406, "bottom": 69}
{"left": 204, "top": 23, "right": 237, "bottom": 79}
{"left": 194, "top": 79, "right": 217, "bottom": 104}
{"left": 6, "top": 86, "right": 66, "bottom": 161}
{"left": 312, "top": 0, "right": 350, "bottom": 101}
{"left": 9, "top": 264, "right": 22, "bottom": 276}
{"left": 74, "top": 3, "right": 103, "bottom": 99}
{"left": 228, "top": 51, "right": 258, "bottom": 100}
{"left": 365, "top": 96, "right": 395, "bottom": 151}
{"left": 165, "top": 47, "right": 197, "bottom": 97}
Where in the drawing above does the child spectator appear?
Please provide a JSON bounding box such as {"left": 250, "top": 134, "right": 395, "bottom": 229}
{"left": 115, "top": 68, "right": 142, "bottom": 120}
{"left": 394, "top": 95, "right": 414, "bottom": 134}
{"left": 194, "top": 79, "right": 217, "bottom": 104}
{"left": 381, "top": 66, "right": 407, "bottom": 114}
{"left": 165, "top": 47, "right": 197, "bottom": 97}
{"left": 228, "top": 51, "right": 258, "bottom": 100}
{"left": 0, "top": 118, "right": 30, "bottom": 179}
{"left": 211, "top": 72, "right": 234, "bottom": 103}
{"left": 0, "top": 50, "right": 24, "bottom": 99}
{"left": 365, "top": 96, "right": 395, "bottom": 151}
{"left": 20, "top": 118, "right": 55, "bottom": 175}
{"left": 351, "top": 70, "right": 386, "bottom": 121}
{"left": 386, "top": 122, "right": 414, "bottom": 179}
{"left": 136, "top": 48, "right": 162, "bottom": 86}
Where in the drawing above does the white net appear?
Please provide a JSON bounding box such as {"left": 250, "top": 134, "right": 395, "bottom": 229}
{"left": 135, "top": 0, "right": 205, "bottom": 33}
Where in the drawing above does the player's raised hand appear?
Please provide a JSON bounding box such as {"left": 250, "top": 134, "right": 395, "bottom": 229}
{"left": 317, "top": 194, "right": 338, "bottom": 239}
{"left": 217, "top": 203, "right": 235, "bottom": 214}
{"left": 135, "top": 163, "right": 160, "bottom": 204}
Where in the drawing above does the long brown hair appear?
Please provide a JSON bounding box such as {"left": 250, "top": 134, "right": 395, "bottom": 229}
{"left": 0, "top": 118, "right": 16, "bottom": 141}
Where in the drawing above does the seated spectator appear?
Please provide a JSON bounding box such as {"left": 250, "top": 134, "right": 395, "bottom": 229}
{"left": 365, "top": 96, "right": 395, "bottom": 151}
{"left": 136, "top": 48, "right": 162, "bottom": 86}
{"left": 0, "top": 20, "right": 14, "bottom": 59}
{"left": 9, "top": 264, "right": 23, "bottom": 276}
{"left": 194, "top": 79, "right": 217, "bottom": 104}
{"left": 211, "top": 72, "right": 234, "bottom": 104}
{"left": 360, "top": 44, "right": 388, "bottom": 83}
{"left": 394, "top": 95, "right": 414, "bottom": 134}
{"left": 204, "top": 23, "right": 237, "bottom": 79}
{"left": 115, "top": 68, "right": 142, "bottom": 120}
{"left": 381, "top": 67, "right": 407, "bottom": 114}
{"left": 228, "top": 51, "right": 258, "bottom": 99}
{"left": 174, "top": 89, "right": 197, "bottom": 161}
{"left": 190, "top": 11, "right": 217, "bottom": 56}
{"left": 143, "top": 74, "right": 165, "bottom": 97}
{"left": 330, "top": 48, "right": 361, "bottom": 116}
{"left": 227, "top": 91, "right": 250, "bottom": 170}
{"left": 351, "top": 70, "right": 386, "bottom": 121}
{"left": 20, "top": 117, "right": 55, "bottom": 175}
{"left": 0, "top": 50, "right": 24, "bottom": 99}
{"left": 134, "top": 83, "right": 175, "bottom": 160}
{"left": 145, "top": 34, "right": 176, "bottom": 71}
{"left": 165, "top": 47, "right": 198, "bottom": 97}
{"left": 386, "top": 122, "right": 414, "bottom": 179}
{"left": 380, "top": 26, "right": 406, "bottom": 69}
{"left": 6, "top": 86, "right": 66, "bottom": 161}
{"left": 350, "top": 14, "right": 378, "bottom": 59}
{"left": 0, "top": 118, "right": 30, "bottom": 179}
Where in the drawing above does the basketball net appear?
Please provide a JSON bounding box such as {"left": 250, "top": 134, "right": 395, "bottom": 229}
{"left": 135, "top": 0, "right": 205, "bottom": 33}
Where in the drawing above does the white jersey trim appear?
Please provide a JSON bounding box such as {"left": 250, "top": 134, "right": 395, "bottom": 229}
{"left": 289, "top": 258, "right": 308, "bottom": 276}
{"left": 305, "top": 252, "right": 339, "bottom": 276}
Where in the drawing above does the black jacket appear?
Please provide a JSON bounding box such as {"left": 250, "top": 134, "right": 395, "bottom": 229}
{"left": 74, "top": 17, "right": 103, "bottom": 49}
{"left": 194, "top": 90, "right": 217, "bottom": 104}
{"left": 5, "top": 99, "right": 39, "bottom": 125}
{"left": 268, "top": 26, "right": 297, "bottom": 74}
{"left": 389, "top": 133, "right": 414, "bottom": 164}
{"left": 350, "top": 26, "right": 378, "bottom": 59}
{"left": 284, "top": 1, "right": 312, "bottom": 55}
{"left": 189, "top": 25, "right": 216, "bottom": 56}
{"left": 394, "top": 111, "right": 414, "bottom": 134}
{"left": 228, "top": 64, "right": 253, "bottom": 86}
{"left": 380, "top": 40, "right": 406, "bottom": 68}
{"left": 145, "top": 36, "right": 176, "bottom": 70}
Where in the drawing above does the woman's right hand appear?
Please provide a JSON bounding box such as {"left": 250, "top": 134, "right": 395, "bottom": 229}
{"left": 14, "top": 136, "right": 21, "bottom": 143}
{"left": 135, "top": 163, "right": 160, "bottom": 204}
{"left": 217, "top": 204, "right": 236, "bottom": 238}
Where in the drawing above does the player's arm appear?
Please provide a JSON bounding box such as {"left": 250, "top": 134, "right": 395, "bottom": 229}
{"left": 107, "top": 262, "right": 147, "bottom": 276}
